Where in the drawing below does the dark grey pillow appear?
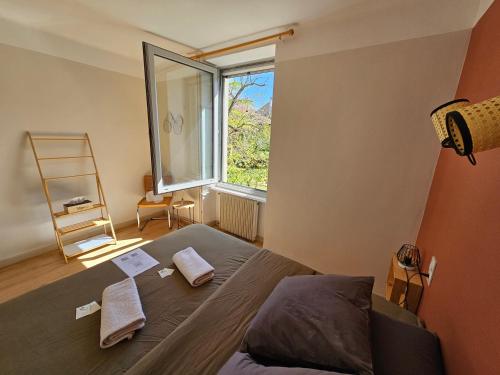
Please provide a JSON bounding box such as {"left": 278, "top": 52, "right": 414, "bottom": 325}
{"left": 370, "top": 310, "right": 444, "bottom": 375}
{"left": 241, "top": 275, "right": 375, "bottom": 375}
{"left": 218, "top": 352, "right": 345, "bottom": 375}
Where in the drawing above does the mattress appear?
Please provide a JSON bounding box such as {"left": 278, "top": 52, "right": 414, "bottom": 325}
{"left": 124, "top": 252, "right": 420, "bottom": 375}
{"left": 0, "top": 224, "right": 257, "bottom": 374}
{"left": 0, "top": 224, "right": 421, "bottom": 375}
{"left": 126, "top": 248, "right": 317, "bottom": 375}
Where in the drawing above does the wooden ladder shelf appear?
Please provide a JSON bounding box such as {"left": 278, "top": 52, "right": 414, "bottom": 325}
{"left": 27, "top": 132, "right": 117, "bottom": 263}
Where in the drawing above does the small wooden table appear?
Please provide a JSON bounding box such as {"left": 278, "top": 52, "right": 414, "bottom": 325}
{"left": 386, "top": 254, "right": 423, "bottom": 313}
{"left": 172, "top": 200, "right": 195, "bottom": 229}
{"left": 136, "top": 196, "right": 173, "bottom": 231}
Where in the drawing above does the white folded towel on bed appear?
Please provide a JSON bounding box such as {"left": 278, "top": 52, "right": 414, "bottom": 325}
{"left": 100, "top": 278, "right": 146, "bottom": 349}
{"left": 172, "top": 247, "right": 215, "bottom": 287}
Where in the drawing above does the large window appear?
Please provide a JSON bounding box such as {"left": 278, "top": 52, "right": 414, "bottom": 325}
{"left": 143, "top": 42, "right": 219, "bottom": 194}
{"left": 222, "top": 68, "right": 274, "bottom": 191}
{"left": 143, "top": 42, "right": 273, "bottom": 196}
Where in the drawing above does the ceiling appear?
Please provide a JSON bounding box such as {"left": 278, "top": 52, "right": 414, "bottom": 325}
{"left": 0, "top": 0, "right": 493, "bottom": 76}
{"left": 80, "top": 0, "right": 369, "bottom": 49}
{"left": 0, "top": 0, "right": 362, "bottom": 54}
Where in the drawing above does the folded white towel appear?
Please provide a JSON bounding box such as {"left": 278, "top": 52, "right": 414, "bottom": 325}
{"left": 172, "top": 247, "right": 215, "bottom": 287}
{"left": 100, "top": 278, "right": 146, "bottom": 349}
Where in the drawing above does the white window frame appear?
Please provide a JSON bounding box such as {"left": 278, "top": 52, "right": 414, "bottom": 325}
{"left": 217, "top": 61, "right": 274, "bottom": 199}
{"left": 142, "top": 42, "right": 220, "bottom": 194}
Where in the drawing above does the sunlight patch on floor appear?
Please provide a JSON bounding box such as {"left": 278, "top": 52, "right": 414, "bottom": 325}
{"left": 79, "top": 237, "right": 153, "bottom": 268}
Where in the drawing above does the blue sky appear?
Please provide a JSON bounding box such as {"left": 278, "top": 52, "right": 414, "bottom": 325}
{"left": 229, "top": 71, "right": 274, "bottom": 109}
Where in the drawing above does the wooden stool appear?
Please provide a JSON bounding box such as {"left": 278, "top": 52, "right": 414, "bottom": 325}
{"left": 136, "top": 196, "right": 172, "bottom": 231}
{"left": 172, "top": 200, "right": 195, "bottom": 229}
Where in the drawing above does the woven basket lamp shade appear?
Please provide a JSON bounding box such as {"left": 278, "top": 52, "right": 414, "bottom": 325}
{"left": 430, "top": 99, "right": 470, "bottom": 147}
{"left": 446, "top": 95, "right": 500, "bottom": 165}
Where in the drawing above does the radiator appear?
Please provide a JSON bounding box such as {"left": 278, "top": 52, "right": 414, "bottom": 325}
{"left": 219, "top": 193, "right": 259, "bottom": 241}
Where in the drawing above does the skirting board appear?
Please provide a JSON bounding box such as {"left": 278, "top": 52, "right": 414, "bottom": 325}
{"left": 0, "top": 210, "right": 165, "bottom": 268}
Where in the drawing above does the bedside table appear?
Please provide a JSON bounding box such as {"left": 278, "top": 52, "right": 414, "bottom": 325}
{"left": 386, "top": 254, "right": 423, "bottom": 313}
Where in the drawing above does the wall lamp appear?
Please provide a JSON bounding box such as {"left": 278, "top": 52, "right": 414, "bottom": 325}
{"left": 430, "top": 95, "right": 500, "bottom": 165}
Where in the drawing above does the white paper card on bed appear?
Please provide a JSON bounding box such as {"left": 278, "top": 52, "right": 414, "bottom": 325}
{"left": 111, "top": 248, "right": 159, "bottom": 278}
{"left": 158, "top": 268, "right": 175, "bottom": 278}
{"left": 76, "top": 301, "right": 101, "bottom": 320}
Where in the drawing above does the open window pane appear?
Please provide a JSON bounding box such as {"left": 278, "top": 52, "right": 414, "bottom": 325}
{"left": 222, "top": 69, "right": 274, "bottom": 191}
{"left": 143, "top": 43, "right": 219, "bottom": 194}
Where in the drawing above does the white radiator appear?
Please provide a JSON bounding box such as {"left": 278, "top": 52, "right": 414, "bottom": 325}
{"left": 219, "top": 193, "right": 259, "bottom": 241}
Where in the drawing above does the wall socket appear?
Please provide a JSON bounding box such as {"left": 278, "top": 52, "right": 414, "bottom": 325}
{"left": 427, "top": 256, "right": 437, "bottom": 286}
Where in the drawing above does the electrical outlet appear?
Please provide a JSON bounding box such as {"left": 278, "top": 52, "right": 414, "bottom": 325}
{"left": 427, "top": 256, "right": 437, "bottom": 286}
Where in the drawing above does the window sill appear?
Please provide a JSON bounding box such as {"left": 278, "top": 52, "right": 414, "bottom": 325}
{"left": 211, "top": 183, "right": 267, "bottom": 203}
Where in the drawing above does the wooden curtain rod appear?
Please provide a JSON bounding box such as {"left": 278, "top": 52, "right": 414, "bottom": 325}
{"left": 191, "top": 29, "right": 294, "bottom": 60}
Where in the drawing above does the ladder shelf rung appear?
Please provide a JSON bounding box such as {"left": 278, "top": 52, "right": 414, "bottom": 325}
{"left": 38, "top": 155, "right": 93, "bottom": 160}
{"left": 31, "top": 137, "right": 88, "bottom": 141}
{"left": 44, "top": 172, "right": 96, "bottom": 180}
{"left": 58, "top": 218, "right": 110, "bottom": 235}
{"left": 53, "top": 204, "right": 106, "bottom": 218}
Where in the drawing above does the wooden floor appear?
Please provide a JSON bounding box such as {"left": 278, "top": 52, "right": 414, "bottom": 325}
{"left": 0, "top": 220, "right": 261, "bottom": 304}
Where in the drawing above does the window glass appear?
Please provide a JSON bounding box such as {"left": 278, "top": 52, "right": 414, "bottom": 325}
{"left": 154, "top": 57, "right": 214, "bottom": 185}
{"left": 223, "top": 70, "right": 274, "bottom": 191}
{"left": 143, "top": 42, "right": 218, "bottom": 193}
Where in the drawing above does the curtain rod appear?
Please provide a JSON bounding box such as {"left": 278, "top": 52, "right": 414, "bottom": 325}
{"left": 191, "top": 29, "right": 294, "bottom": 60}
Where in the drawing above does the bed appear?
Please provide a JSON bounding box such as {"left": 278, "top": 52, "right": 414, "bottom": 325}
{"left": 0, "top": 224, "right": 430, "bottom": 375}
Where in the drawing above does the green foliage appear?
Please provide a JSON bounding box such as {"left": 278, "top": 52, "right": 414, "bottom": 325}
{"left": 226, "top": 76, "right": 271, "bottom": 191}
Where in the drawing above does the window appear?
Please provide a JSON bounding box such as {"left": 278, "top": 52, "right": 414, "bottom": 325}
{"left": 222, "top": 68, "right": 274, "bottom": 191}
{"left": 143, "top": 42, "right": 219, "bottom": 194}
{"left": 143, "top": 42, "right": 273, "bottom": 197}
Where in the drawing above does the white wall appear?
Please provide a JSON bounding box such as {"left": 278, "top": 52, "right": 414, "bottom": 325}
{"left": 0, "top": 10, "right": 192, "bottom": 77}
{"left": 0, "top": 42, "right": 151, "bottom": 265}
{"left": 264, "top": 30, "right": 470, "bottom": 294}
{"left": 276, "top": 0, "right": 487, "bottom": 63}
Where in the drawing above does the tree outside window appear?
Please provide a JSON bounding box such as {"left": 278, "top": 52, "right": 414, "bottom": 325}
{"left": 225, "top": 71, "right": 273, "bottom": 191}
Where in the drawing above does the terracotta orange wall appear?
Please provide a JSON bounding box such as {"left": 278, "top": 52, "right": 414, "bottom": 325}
{"left": 416, "top": 2, "right": 500, "bottom": 374}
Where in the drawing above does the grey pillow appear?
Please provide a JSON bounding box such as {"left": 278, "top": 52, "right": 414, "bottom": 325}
{"left": 242, "top": 275, "right": 375, "bottom": 375}
{"left": 370, "top": 310, "right": 444, "bottom": 375}
{"left": 218, "top": 352, "right": 345, "bottom": 375}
